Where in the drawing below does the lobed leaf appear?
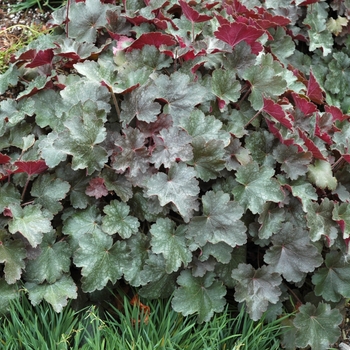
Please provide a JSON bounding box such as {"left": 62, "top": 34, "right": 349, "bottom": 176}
{"left": 54, "top": 102, "right": 108, "bottom": 175}
{"left": 150, "top": 218, "right": 192, "bottom": 273}
{"left": 120, "top": 85, "right": 161, "bottom": 125}
{"left": 232, "top": 161, "right": 284, "bottom": 214}
{"left": 0, "top": 183, "right": 21, "bottom": 213}
{"left": 123, "top": 232, "right": 151, "bottom": 287}
{"left": 242, "top": 57, "right": 287, "bottom": 110}
{"left": 179, "top": 109, "right": 230, "bottom": 146}
{"left": 294, "top": 302, "right": 342, "bottom": 350}
{"left": 145, "top": 162, "right": 199, "bottom": 223}
{"left": 0, "top": 230, "right": 26, "bottom": 284}
{"left": 139, "top": 253, "right": 177, "bottom": 299}
{"left": 25, "top": 275, "right": 77, "bottom": 313}
{"left": 264, "top": 222, "right": 323, "bottom": 282}
{"left": 67, "top": 0, "right": 115, "bottom": 43}
{"left": 172, "top": 270, "right": 226, "bottom": 323}
{"left": 187, "top": 191, "right": 246, "bottom": 248}
{"left": 0, "top": 64, "right": 19, "bottom": 95}
{"left": 187, "top": 137, "right": 226, "bottom": 182}
{"left": 8, "top": 204, "right": 52, "bottom": 248}
{"left": 258, "top": 203, "right": 285, "bottom": 240}
{"left": 31, "top": 174, "right": 70, "bottom": 214}
{"left": 312, "top": 251, "right": 350, "bottom": 302}
{"left": 112, "top": 127, "right": 149, "bottom": 177}
{"left": 24, "top": 230, "right": 71, "bottom": 284}
{"left": 62, "top": 205, "right": 103, "bottom": 251}
{"left": 306, "top": 198, "right": 339, "bottom": 243}
{"left": 0, "top": 278, "right": 19, "bottom": 313}
{"left": 214, "top": 22, "right": 265, "bottom": 55}
{"left": 308, "top": 159, "right": 337, "bottom": 191}
{"left": 102, "top": 200, "right": 140, "bottom": 238}
{"left": 231, "top": 264, "right": 282, "bottom": 321}
{"left": 73, "top": 230, "right": 129, "bottom": 292}
{"left": 153, "top": 72, "right": 208, "bottom": 125}
{"left": 150, "top": 126, "right": 193, "bottom": 169}
{"left": 179, "top": 0, "right": 212, "bottom": 23}
{"left": 85, "top": 177, "right": 108, "bottom": 199}
{"left": 332, "top": 203, "right": 350, "bottom": 239}
{"left": 211, "top": 68, "right": 241, "bottom": 108}
{"left": 273, "top": 144, "right": 312, "bottom": 180}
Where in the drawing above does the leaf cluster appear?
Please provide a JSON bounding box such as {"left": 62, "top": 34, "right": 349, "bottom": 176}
{"left": 1, "top": 0, "right": 350, "bottom": 348}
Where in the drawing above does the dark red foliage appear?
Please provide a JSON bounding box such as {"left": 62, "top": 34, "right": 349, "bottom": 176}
{"left": 14, "top": 160, "right": 48, "bottom": 176}
{"left": 179, "top": 0, "right": 212, "bottom": 23}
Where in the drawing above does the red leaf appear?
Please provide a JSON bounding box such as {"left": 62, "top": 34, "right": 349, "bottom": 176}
{"left": 179, "top": 0, "right": 212, "bottom": 23}
{"left": 217, "top": 97, "right": 226, "bottom": 110}
{"left": 298, "top": 129, "right": 326, "bottom": 160}
{"left": 215, "top": 14, "right": 230, "bottom": 26}
{"left": 288, "top": 64, "right": 308, "bottom": 85}
{"left": 255, "top": 7, "right": 290, "bottom": 27}
{"left": 225, "top": 0, "right": 254, "bottom": 17}
{"left": 13, "top": 49, "right": 36, "bottom": 63}
{"left": 14, "top": 160, "right": 48, "bottom": 176}
{"left": 292, "top": 92, "right": 318, "bottom": 116}
{"left": 307, "top": 70, "right": 325, "bottom": 104}
{"left": 125, "top": 15, "right": 151, "bottom": 26}
{"left": 154, "top": 11, "right": 178, "bottom": 30}
{"left": 16, "top": 79, "right": 53, "bottom": 101}
{"left": 127, "top": 32, "right": 176, "bottom": 50}
{"left": 191, "top": 60, "right": 206, "bottom": 74}
{"left": 342, "top": 155, "right": 350, "bottom": 163}
{"left": 214, "top": 22, "right": 265, "bottom": 54}
{"left": 314, "top": 113, "right": 333, "bottom": 145}
{"left": 263, "top": 98, "right": 293, "bottom": 130}
{"left": 3, "top": 208, "right": 13, "bottom": 218}
{"left": 265, "top": 119, "right": 301, "bottom": 150}
{"left": 137, "top": 114, "right": 172, "bottom": 138}
{"left": 85, "top": 178, "right": 108, "bottom": 199}
{"left": 204, "top": 2, "right": 220, "bottom": 10}
{"left": 124, "top": 7, "right": 174, "bottom": 28}
{"left": 0, "top": 153, "right": 10, "bottom": 165}
{"left": 298, "top": 0, "right": 319, "bottom": 5}
{"left": 325, "top": 105, "right": 348, "bottom": 122}
{"left": 26, "top": 49, "right": 54, "bottom": 68}
{"left": 225, "top": 0, "right": 290, "bottom": 28}
{"left": 153, "top": 18, "right": 169, "bottom": 30}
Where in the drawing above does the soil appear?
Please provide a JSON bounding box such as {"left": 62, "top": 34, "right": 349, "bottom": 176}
{"left": 0, "top": 0, "right": 51, "bottom": 101}
{"left": 1, "top": 1, "right": 350, "bottom": 349}
{"left": 0, "top": 0, "right": 51, "bottom": 50}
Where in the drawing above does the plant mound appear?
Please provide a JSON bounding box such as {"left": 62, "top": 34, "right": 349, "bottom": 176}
{"left": 1, "top": 0, "right": 350, "bottom": 348}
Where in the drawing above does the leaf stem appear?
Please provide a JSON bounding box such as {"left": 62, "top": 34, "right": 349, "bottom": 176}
{"left": 21, "top": 175, "right": 31, "bottom": 202}
{"left": 66, "top": 0, "right": 71, "bottom": 38}
{"left": 285, "top": 285, "right": 303, "bottom": 308}
{"left": 168, "top": 215, "right": 184, "bottom": 224}
{"left": 21, "top": 200, "right": 34, "bottom": 206}
{"left": 244, "top": 109, "right": 262, "bottom": 128}
{"left": 236, "top": 85, "right": 251, "bottom": 108}
{"left": 191, "top": 22, "right": 195, "bottom": 43}
{"left": 109, "top": 86, "right": 121, "bottom": 120}
{"left": 332, "top": 156, "right": 344, "bottom": 171}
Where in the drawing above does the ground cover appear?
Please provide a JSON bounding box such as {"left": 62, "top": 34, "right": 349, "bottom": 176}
{"left": 1, "top": 1, "right": 350, "bottom": 349}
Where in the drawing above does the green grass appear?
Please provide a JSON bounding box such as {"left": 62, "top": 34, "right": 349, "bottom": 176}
{"left": 0, "top": 24, "right": 51, "bottom": 75}
{"left": 0, "top": 291, "right": 291, "bottom": 350}
{"left": 10, "top": 0, "right": 66, "bottom": 12}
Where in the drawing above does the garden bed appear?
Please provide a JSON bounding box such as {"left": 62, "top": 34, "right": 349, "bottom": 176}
{"left": 2, "top": 1, "right": 350, "bottom": 349}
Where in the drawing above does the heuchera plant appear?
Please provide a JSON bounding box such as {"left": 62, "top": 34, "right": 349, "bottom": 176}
{"left": 2, "top": 0, "right": 350, "bottom": 348}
